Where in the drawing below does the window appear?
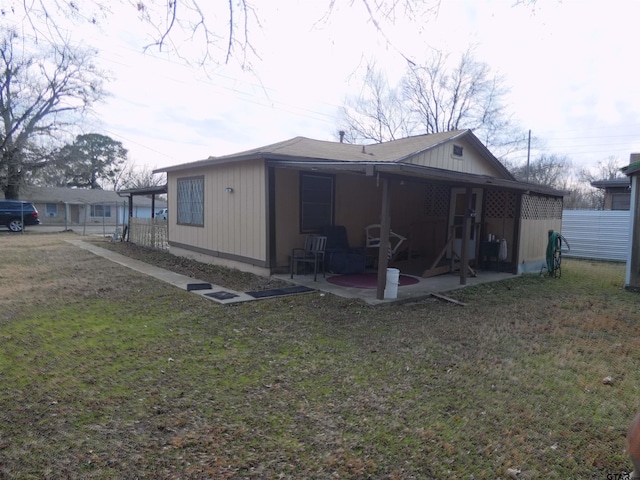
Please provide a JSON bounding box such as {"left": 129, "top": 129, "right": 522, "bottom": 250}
{"left": 300, "top": 173, "right": 334, "bottom": 232}
{"left": 177, "top": 176, "right": 204, "bottom": 226}
{"left": 453, "top": 145, "right": 464, "bottom": 158}
{"left": 46, "top": 203, "right": 57, "bottom": 217}
{"left": 90, "top": 204, "right": 111, "bottom": 217}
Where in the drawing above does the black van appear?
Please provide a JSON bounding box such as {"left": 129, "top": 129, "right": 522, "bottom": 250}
{"left": 0, "top": 200, "right": 40, "bottom": 232}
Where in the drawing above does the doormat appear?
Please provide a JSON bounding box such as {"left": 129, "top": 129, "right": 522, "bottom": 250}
{"left": 204, "top": 291, "right": 239, "bottom": 300}
{"left": 187, "top": 283, "right": 213, "bottom": 291}
{"left": 326, "top": 273, "right": 419, "bottom": 289}
{"left": 246, "top": 285, "right": 314, "bottom": 299}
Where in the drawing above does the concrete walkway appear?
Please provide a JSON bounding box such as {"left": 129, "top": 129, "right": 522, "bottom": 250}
{"left": 68, "top": 239, "right": 257, "bottom": 305}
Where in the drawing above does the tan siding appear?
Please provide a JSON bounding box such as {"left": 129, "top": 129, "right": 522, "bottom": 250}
{"left": 517, "top": 193, "right": 563, "bottom": 270}
{"left": 518, "top": 219, "right": 561, "bottom": 265}
{"left": 274, "top": 169, "right": 301, "bottom": 267}
{"left": 389, "top": 180, "right": 429, "bottom": 239}
{"left": 405, "top": 139, "right": 504, "bottom": 177}
{"left": 335, "top": 174, "right": 382, "bottom": 246}
{"left": 274, "top": 170, "right": 384, "bottom": 268}
{"left": 167, "top": 159, "right": 267, "bottom": 262}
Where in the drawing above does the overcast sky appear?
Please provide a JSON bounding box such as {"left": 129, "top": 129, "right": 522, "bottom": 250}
{"left": 13, "top": 0, "right": 640, "bottom": 175}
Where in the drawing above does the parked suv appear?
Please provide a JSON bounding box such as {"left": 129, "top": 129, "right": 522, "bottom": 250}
{"left": 0, "top": 200, "right": 40, "bottom": 232}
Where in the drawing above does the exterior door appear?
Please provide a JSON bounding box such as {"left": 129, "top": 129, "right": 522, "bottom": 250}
{"left": 449, "top": 188, "right": 483, "bottom": 261}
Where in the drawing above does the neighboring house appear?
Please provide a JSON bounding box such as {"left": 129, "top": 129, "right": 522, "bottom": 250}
{"left": 3, "top": 186, "right": 166, "bottom": 227}
{"left": 118, "top": 185, "right": 168, "bottom": 220}
{"left": 590, "top": 177, "right": 631, "bottom": 210}
{"left": 155, "top": 130, "right": 564, "bottom": 298}
{"left": 622, "top": 154, "right": 640, "bottom": 291}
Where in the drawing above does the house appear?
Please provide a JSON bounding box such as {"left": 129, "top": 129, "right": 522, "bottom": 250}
{"left": 590, "top": 177, "right": 631, "bottom": 210}
{"left": 621, "top": 153, "right": 640, "bottom": 290}
{"left": 155, "top": 130, "right": 564, "bottom": 299}
{"left": 3, "top": 186, "right": 166, "bottom": 227}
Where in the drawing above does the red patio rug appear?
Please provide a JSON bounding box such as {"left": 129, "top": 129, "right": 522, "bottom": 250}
{"left": 326, "top": 272, "right": 419, "bottom": 289}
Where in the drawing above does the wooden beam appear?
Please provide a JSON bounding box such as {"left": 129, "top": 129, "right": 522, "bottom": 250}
{"left": 422, "top": 229, "right": 455, "bottom": 277}
{"left": 376, "top": 178, "right": 392, "bottom": 300}
{"left": 460, "top": 187, "right": 472, "bottom": 285}
{"left": 422, "top": 263, "right": 455, "bottom": 278}
{"left": 431, "top": 293, "right": 467, "bottom": 306}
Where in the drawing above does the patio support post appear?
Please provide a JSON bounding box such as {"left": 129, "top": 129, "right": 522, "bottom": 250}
{"left": 460, "top": 187, "right": 472, "bottom": 285}
{"left": 128, "top": 194, "right": 134, "bottom": 219}
{"left": 376, "top": 177, "right": 392, "bottom": 300}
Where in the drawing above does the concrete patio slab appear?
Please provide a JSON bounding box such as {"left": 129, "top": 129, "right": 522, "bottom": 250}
{"left": 278, "top": 268, "right": 519, "bottom": 305}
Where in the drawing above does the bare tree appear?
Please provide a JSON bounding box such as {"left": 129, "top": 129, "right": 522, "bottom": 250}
{"left": 404, "top": 47, "right": 526, "bottom": 154}
{"left": 580, "top": 155, "right": 626, "bottom": 182}
{"left": 508, "top": 154, "right": 573, "bottom": 189}
{"left": 0, "top": 29, "right": 106, "bottom": 199}
{"left": 340, "top": 63, "right": 413, "bottom": 143}
{"left": 562, "top": 184, "right": 603, "bottom": 210}
{"left": 570, "top": 156, "right": 626, "bottom": 210}
{"left": 4, "top": 1, "right": 440, "bottom": 68}
{"left": 117, "top": 163, "right": 167, "bottom": 190}
{"left": 341, "top": 48, "right": 528, "bottom": 156}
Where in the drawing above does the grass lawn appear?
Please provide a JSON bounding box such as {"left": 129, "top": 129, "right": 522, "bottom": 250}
{"left": 1, "top": 233, "right": 639, "bottom": 479}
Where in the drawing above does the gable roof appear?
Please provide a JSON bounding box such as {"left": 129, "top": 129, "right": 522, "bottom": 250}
{"left": 157, "top": 129, "right": 514, "bottom": 180}
{"left": 156, "top": 130, "right": 563, "bottom": 196}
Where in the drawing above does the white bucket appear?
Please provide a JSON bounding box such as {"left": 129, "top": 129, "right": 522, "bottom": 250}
{"left": 384, "top": 268, "right": 400, "bottom": 299}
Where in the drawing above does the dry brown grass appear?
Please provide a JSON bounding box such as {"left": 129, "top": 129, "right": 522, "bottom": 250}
{"left": 1, "top": 232, "right": 639, "bottom": 479}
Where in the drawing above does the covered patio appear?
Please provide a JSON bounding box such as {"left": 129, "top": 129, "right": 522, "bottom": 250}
{"left": 276, "top": 268, "right": 517, "bottom": 305}
{"left": 156, "top": 130, "right": 563, "bottom": 293}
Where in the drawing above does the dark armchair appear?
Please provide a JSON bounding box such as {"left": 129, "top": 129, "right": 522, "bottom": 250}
{"left": 321, "top": 225, "right": 366, "bottom": 274}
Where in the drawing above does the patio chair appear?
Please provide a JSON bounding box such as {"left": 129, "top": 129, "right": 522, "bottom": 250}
{"left": 290, "top": 235, "right": 327, "bottom": 281}
{"left": 364, "top": 224, "right": 407, "bottom": 262}
{"left": 321, "top": 225, "right": 366, "bottom": 274}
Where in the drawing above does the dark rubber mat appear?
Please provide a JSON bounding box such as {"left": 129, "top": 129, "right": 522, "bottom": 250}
{"left": 204, "top": 291, "right": 239, "bottom": 300}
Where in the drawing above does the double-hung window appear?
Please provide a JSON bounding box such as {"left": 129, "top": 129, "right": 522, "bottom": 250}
{"left": 90, "top": 204, "right": 111, "bottom": 218}
{"left": 177, "top": 176, "right": 204, "bottom": 226}
{"left": 46, "top": 203, "right": 57, "bottom": 217}
{"left": 300, "top": 173, "right": 334, "bottom": 233}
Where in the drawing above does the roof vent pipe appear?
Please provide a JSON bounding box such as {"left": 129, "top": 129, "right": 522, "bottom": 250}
{"left": 339, "top": 130, "right": 345, "bottom": 143}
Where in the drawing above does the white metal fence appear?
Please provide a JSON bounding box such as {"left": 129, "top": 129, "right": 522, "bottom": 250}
{"left": 129, "top": 218, "right": 169, "bottom": 251}
{"left": 561, "top": 210, "right": 630, "bottom": 262}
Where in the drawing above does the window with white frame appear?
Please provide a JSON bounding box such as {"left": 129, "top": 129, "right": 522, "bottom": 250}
{"left": 45, "top": 203, "right": 58, "bottom": 217}
{"left": 177, "top": 176, "right": 204, "bottom": 226}
{"left": 90, "top": 204, "right": 111, "bottom": 217}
